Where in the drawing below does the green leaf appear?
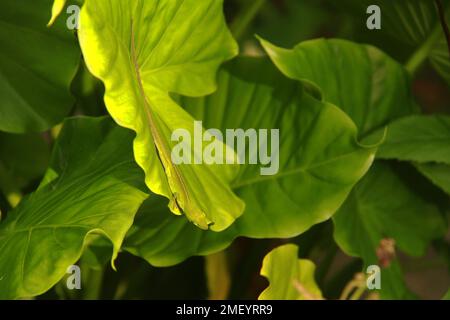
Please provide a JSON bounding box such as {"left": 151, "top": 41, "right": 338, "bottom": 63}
{"left": 124, "top": 57, "right": 377, "bottom": 266}
{"left": 0, "top": 117, "right": 148, "bottom": 299}
{"left": 259, "top": 37, "right": 419, "bottom": 136}
{"left": 259, "top": 244, "right": 322, "bottom": 300}
{"left": 0, "top": 0, "right": 79, "bottom": 133}
{"left": 78, "top": 0, "right": 243, "bottom": 231}
{"left": 374, "top": 115, "right": 450, "bottom": 164}
{"left": 333, "top": 162, "right": 446, "bottom": 299}
{"left": 367, "top": 116, "right": 450, "bottom": 197}
{"left": 48, "top": 0, "right": 67, "bottom": 26}
{"left": 415, "top": 162, "right": 450, "bottom": 195}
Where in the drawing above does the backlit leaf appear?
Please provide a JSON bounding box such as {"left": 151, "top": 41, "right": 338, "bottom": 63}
{"left": 78, "top": 0, "right": 243, "bottom": 231}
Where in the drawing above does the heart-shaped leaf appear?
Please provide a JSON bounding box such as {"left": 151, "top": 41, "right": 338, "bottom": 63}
{"left": 78, "top": 0, "right": 243, "bottom": 231}
{"left": 259, "top": 37, "right": 419, "bottom": 136}
{"left": 124, "top": 57, "right": 377, "bottom": 266}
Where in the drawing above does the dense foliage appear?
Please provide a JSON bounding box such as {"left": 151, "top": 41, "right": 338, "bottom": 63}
{"left": 0, "top": 0, "right": 449, "bottom": 300}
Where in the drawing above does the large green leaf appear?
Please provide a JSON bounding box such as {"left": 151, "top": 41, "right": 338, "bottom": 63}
{"left": 124, "top": 57, "right": 377, "bottom": 266}
{"left": 374, "top": 114, "right": 450, "bottom": 164}
{"left": 0, "top": 0, "right": 79, "bottom": 133}
{"left": 0, "top": 117, "right": 148, "bottom": 299}
{"left": 78, "top": 0, "right": 243, "bottom": 231}
{"left": 259, "top": 244, "right": 322, "bottom": 300}
{"left": 333, "top": 162, "right": 446, "bottom": 299}
{"left": 259, "top": 37, "right": 419, "bottom": 136}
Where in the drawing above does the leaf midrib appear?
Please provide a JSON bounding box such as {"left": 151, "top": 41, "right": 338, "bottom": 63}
{"left": 129, "top": 20, "right": 191, "bottom": 213}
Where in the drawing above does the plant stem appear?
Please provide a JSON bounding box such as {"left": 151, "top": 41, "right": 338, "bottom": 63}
{"left": 113, "top": 280, "right": 129, "bottom": 300}
{"left": 339, "top": 273, "right": 366, "bottom": 300}
{"left": 349, "top": 284, "right": 367, "bottom": 300}
{"left": 230, "top": 0, "right": 266, "bottom": 41}
{"left": 205, "top": 251, "right": 231, "bottom": 300}
{"left": 405, "top": 24, "right": 442, "bottom": 76}
{"left": 83, "top": 267, "right": 104, "bottom": 300}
